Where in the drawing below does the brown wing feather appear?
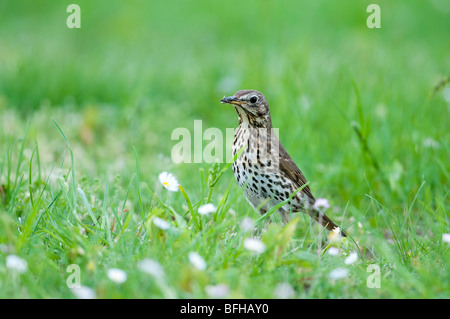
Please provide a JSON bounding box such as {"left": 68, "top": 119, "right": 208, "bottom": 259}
{"left": 274, "top": 135, "right": 347, "bottom": 236}
{"left": 274, "top": 137, "right": 315, "bottom": 202}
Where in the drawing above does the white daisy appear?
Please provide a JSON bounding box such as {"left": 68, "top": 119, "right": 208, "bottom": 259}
{"left": 328, "top": 227, "right": 342, "bottom": 244}
{"left": 344, "top": 252, "right": 358, "bottom": 265}
{"left": 153, "top": 217, "right": 170, "bottom": 230}
{"left": 243, "top": 238, "right": 266, "bottom": 254}
{"left": 423, "top": 137, "right": 440, "bottom": 149}
{"left": 71, "top": 286, "right": 97, "bottom": 299}
{"left": 313, "top": 198, "right": 330, "bottom": 210}
{"left": 327, "top": 247, "right": 340, "bottom": 256}
{"left": 240, "top": 217, "right": 254, "bottom": 232}
{"left": 205, "top": 284, "right": 229, "bottom": 298}
{"left": 188, "top": 252, "right": 207, "bottom": 271}
{"left": 198, "top": 203, "right": 217, "bottom": 215}
{"left": 107, "top": 268, "right": 127, "bottom": 284}
{"left": 6, "top": 255, "right": 27, "bottom": 273}
{"left": 137, "top": 258, "right": 165, "bottom": 278}
{"left": 443, "top": 233, "right": 450, "bottom": 244}
{"left": 274, "top": 282, "right": 295, "bottom": 299}
{"left": 329, "top": 267, "right": 349, "bottom": 280}
{"left": 158, "top": 172, "right": 179, "bottom": 192}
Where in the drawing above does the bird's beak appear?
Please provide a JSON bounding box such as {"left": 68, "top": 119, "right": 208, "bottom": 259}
{"left": 221, "top": 96, "right": 242, "bottom": 106}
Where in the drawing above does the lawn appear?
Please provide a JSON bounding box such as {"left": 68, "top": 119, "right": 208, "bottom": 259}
{"left": 0, "top": 0, "right": 449, "bottom": 298}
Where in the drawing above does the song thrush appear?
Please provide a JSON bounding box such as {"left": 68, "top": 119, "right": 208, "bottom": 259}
{"left": 221, "top": 90, "right": 346, "bottom": 236}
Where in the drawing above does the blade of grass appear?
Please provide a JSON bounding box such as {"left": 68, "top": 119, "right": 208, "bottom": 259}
{"left": 179, "top": 185, "right": 200, "bottom": 231}
{"left": 209, "top": 146, "right": 245, "bottom": 188}
{"left": 145, "top": 184, "right": 188, "bottom": 229}
{"left": 133, "top": 146, "right": 144, "bottom": 218}
{"left": 102, "top": 175, "right": 113, "bottom": 246}
{"left": 7, "top": 173, "right": 24, "bottom": 215}
{"left": 28, "top": 147, "right": 36, "bottom": 207}
{"left": 214, "top": 176, "right": 234, "bottom": 222}
{"left": 35, "top": 137, "right": 42, "bottom": 185}
{"left": 77, "top": 187, "right": 100, "bottom": 228}
{"left": 256, "top": 182, "right": 310, "bottom": 223}
{"left": 52, "top": 119, "right": 77, "bottom": 213}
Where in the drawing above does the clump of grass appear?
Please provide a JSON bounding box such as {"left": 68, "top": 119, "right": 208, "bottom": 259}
{"left": 0, "top": 117, "right": 448, "bottom": 298}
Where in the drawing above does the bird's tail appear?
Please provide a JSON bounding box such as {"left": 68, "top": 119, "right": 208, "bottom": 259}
{"left": 310, "top": 209, "right": 347, "bottom": 237}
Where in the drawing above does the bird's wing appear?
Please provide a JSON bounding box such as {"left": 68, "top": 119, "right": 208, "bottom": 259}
{"left": 272, "top": 133, "right": 346, "bottom": 236}
{"left": 274, "top": 137, "right": 315, "bottom": 202}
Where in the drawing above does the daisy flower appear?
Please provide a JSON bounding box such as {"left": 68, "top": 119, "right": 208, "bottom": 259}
{"left": 240, "top": 217, "right": 254, "bottom": 232}
{"left": 107, "top": 268, "right": 127, "bottom": 284}
{"left": 443, "top": 233, "right": 450, "bottom": 244}
{"left": 344, "top": 252, "right": 358, "bottom": 265}
{"left": 71, "top": 286, "right": 97, "bottom": 299}
{"left": 153, "top": 217, "right": 170, "bottom": 230}
{"left": 328, "top": 227, "right": 342, "bottom": 244}
{"left": 6, "top": 255, "right": 27, "bottom": 273}
{"left": 137, "top": 258, "right": 165, "bottom": 278}
{"left": 329, "top": 268, "right": 349, "bottom": 280}
{"left": 198, "top": 203, "right": 217, "bottom": 215}
{"left": 158, "top": 172, "right": 179, "bottom": 192}
{"left": 313, "top": 198, "right": 330, "bottom": 210}
{"left": 243, "top": 238, "right": 266, "bottom": 254}
{"left": 188, "top": 252, "right": 207, "bottom": 271}
{"left": 327, "top": 247, "right": 340, "bottom": 256}
{"left": 274, "top": 282, "right": 295, "bottom": 299}
{"left": 205, "top": 284, "right": 229, "bottom": 298}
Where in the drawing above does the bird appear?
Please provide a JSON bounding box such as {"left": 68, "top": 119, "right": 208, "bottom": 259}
{"left": 221, "top": 89, "right": 347, "bottom": 237}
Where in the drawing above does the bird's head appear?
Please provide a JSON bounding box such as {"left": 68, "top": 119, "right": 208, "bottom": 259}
{"left": 221, "top": 90, "right": 272, "bottom": 128}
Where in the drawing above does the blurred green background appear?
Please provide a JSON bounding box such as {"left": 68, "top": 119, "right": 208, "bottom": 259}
{"left": 1, "top": 0, "right": 449, "bottom": 209}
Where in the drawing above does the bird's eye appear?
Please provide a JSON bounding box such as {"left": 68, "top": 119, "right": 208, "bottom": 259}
{"left": 249, "top": 96, "right": 258, "bottom": 103}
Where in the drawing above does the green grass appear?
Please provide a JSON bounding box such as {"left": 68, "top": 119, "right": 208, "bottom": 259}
{"left": 0, "top": 0, "right": 449, "bottom": 298}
